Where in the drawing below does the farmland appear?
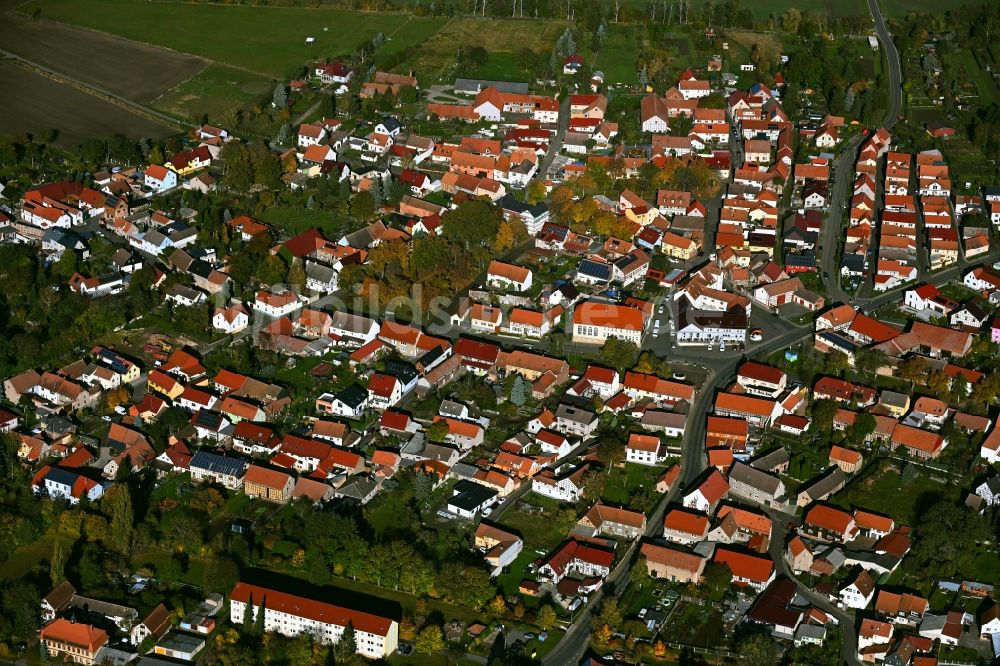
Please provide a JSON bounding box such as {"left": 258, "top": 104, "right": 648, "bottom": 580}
{"left": 0, "top": 8, "right": 205, "bottom": 104}
{"left": 0, "top": 61, "right": 176, "bottom": 148}
{"left": 24, "top": 0, "right": 445, "bottom": 79}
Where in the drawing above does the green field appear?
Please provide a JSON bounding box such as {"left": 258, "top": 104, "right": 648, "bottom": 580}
{"left": 835, "top": 469, "right": 955, "bottom": 525}
{"left": 25, "top": 0, "right": 446, "bottom": 78}
{"left": 878, "top": 0, "right": 945, "bottom": 16}
{"left": 593, "top": 24, "right": 639, "bottom": 85}
{"left": 153, "top": 64, "right": 272, "bottom": 121}
{"left": 408, "top": 17, "right": 567, "bottom": 82}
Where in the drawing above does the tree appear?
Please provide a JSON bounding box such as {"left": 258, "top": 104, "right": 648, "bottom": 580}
{"left": 509, "top": 375, "right": 526, "bottom": 406}
{"left": 51, "top": 250, "right": 78, "bottom": 282}
{"left": 824, "top": 350, "right": 849, "bottom": 376}
{"left": 591, "top": 623, "right": 613, "bottom": 646}
{"left": 526, "top": 179, "right": 547, "bottom": 205}
{"left": 254, "top": 596, "right": 266, "bottom": 637}
{"left": 897, "top": 356, "right": 928, "bottom": 384}
{"left": 599, "top": 337, "right": 638, "bottom": 373}
{"left": 537, "top": 604, "right": 556, "bottom": 630}
{"left": 415, "top": 625, "right": 445, "bottom": 653}
{"left": 287, "top": 259, "right": 307, "bottom": 291}
{"left": 781, "top": 7, "right": 802, "bottom": 33}
{"left": 333, "top": 622, "right": 359, "bottom": 664}
{"left": 849, "top": 411, "right": 877, "bottom": 446}
{"left": 273, "top": 84, "right": 288, "bottom": 108}
{"left": 595, "top": 598, "right": 622, "bottom": 630}
{"left": 49, "top": 538, "right": 66, "bottom": 587}
{"left": 257, "top": 254, "right": 288, "bottom": 287}
{"left": 854, "top": 347, "right": 888, "bottom": 377}
{"left": 426, "top": 419, "right": 450, "bottom": 442}
{"left": 638, "top": 65, "right": 649, "bottom": 89}
{"left": 737, "top": 633, "right": 777, "bottom": 666}
{"left": 350, "top": 191, "right": 377, "bottom": 220}
{"left": 413, "top": 470, "right": 433, "bottom": 500}
{"left": 241, "top": 593, "right": 255, "bottom": 635}
{"left": 630, "top": 559, "right": 649, "bottom": 588}
{"left": 488, "top": 594, "right": 508, "bottom": 618}
{"left": 103, "top": 484, "right": 133, "bottom": 555}
{"left": 701, "top": 562, "right": 731, "bottom": 598}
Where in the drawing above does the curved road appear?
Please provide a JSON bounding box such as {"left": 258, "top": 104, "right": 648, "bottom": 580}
{"left": 820, "top": 0, "right": 903, "bottom": 306}
{"left": 868, "top": 0, "right": 903, "bottom": 130}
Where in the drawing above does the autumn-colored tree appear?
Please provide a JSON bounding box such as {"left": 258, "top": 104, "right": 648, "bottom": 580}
{"left": 526, "top": 179, "right": 548, "bottom": 205}
{"left": 488, "top": 594, "right": 508, "bottom": 618}
{"left": 590, "top": 210, "right": 636, "bottom": 239}
{"left": 653, "top": 639, "right": 666, "bottom": 657}
{"left": 537, "top": 604, "right": 556, "bottom": 630}
{"left": 281, "top": 153, "right": 298, "bottom": 174}
{"left": 291, "top": 548, "right": 306, "bottom": 567}
{"left": 592, "top": 622, "right": 612, "bottom": 647}
{"left": 367, "top": 239, "right": 410, "bottom": 280}
{"left": 513, "top": 600, "right": 525, "bottom": 620}
{"left": 104, "top": 386, "right": 130, "bottom": 411}
{"left": 415, "top": 625, "right": 445, "bottom": 654}
{"left": 493, "top": 220, "right": 516, "bottom": 253}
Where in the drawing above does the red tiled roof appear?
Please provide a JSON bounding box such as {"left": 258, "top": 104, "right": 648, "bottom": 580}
{"left": 663, "top": 508, "right": 709, "bottom": 536}
{"left": 40, "top": 618, "right": 108, "bottom": 652}
{"left": 230, "top": 582, "right": 392, "bottom": 636}
{"left": 244, "top": 465, "right": 292, "bottom": 491}
{"left": 712, "top": 547, "right": 773, "bottom": 583}
{"left": 804, "top": 503, "right": 855, "bottom": 535}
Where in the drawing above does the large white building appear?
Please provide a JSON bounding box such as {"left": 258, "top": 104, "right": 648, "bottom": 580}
{"left": 230, "top": 583, "right": 398, "bottom": 658}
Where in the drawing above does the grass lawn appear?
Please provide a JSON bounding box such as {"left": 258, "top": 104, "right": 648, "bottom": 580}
{"left": 500, "top": 493, "right": 571, "bottom": 552}
{"left": 496, "top": 550, "right": 537, "bottom": 596}
{"left": 132, "top": 551, "right": 210, "bottom": 586}
{"left": 153, "top": 63, "right": 272, "bottom": 122}
{"left": 592, "top": 24, "right": 638, "bottom": 86}
{"left": 0, "top": 525, "right": 80, "bottom": 583}
{"left": 835, "top": 469, "right": 956, "bottom": 525}
{"left": 879, "top": 0, "right": 949, "bottom": 16}
{"left": 787, "top": 450, "right": 829, "bottom": 482}
{"left": 408, "top": 17, "right": 567, "bottom": 83}
{"left": 602, "top": 462, "right": 664, "bottom": 507}
{"left": 662, "top": 600, "right": 725, "bottom": 648}
{"left": 259, "top": 205, "right": 346, "bottom": 237}
{"left": 26, "top": 0, "right": 442, "bottom": 78}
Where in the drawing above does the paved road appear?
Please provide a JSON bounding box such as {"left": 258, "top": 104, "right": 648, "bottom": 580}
{"left": 820, "top": 0, "right": 903, "bottom": 305}
{"left": 765, "top": 514, "right": 863, "bottom": 666}
{"left": 868, "top": 0, "right": 903, "bottom": 130}
{"left": 818, "top": 133, "right": 866, "bottom": 305}
{"left": 536, "top": 95, "right": 570, "bottom": 183}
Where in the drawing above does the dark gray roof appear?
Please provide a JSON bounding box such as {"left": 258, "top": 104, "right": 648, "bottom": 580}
{"left": 499, "top": 194, "right": 548, "bottom": 218}
{"left": 189, "top": 450, "right": 248, "bottom": 477}
{"left": 335, "top": 383, "right": 368, "bottom": 409}
{"left": 750, "top": 447, "right": 790, "bottom": 472}
{"left": 385, "top": 360, "right": 419, "bottom": 386}
{"left": 577, "top": 259, "right": 611, "bottom": 281}
{"left": 449, "top": 480, "right": 498, "bottom": 511}
{"left": 729, "top": 461, "right": 782, "bottom": 496}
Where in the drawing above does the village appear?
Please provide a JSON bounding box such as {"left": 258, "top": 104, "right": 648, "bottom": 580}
{"left": 2, "top": 1, "right": 1000, "bottom": 665}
